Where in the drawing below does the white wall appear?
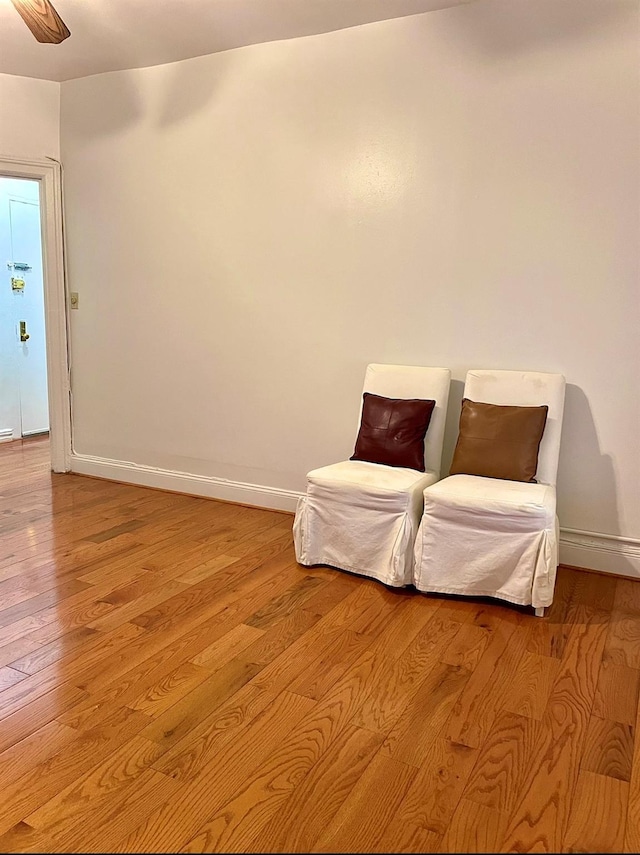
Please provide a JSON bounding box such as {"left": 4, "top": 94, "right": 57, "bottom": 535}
{"left": 0, "top": 73, "right": 60, "bottom": 160}
{"left": 61, "top": 0, "right": 640, "bottom": 574}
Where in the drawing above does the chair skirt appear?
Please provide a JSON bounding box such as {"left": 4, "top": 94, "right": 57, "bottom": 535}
{"left": 413, "top": 475, "right": 559, "bottom": 609}
{"left": 294, "top": 460, "right": 438, "bottom": 588}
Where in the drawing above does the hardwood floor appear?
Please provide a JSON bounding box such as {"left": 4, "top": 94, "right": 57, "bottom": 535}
{"left": 0, "top": 435, "right": 639, "bottom": 853}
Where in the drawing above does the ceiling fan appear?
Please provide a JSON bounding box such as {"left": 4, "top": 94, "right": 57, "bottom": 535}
{"left": 10, "top": 0, "right": 70, "bottom": 44}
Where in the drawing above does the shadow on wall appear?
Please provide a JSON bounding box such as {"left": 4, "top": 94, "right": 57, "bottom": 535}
{"left": 64, "top": 74, "right": 143, "bottom": 140}
{"left": 65, "top": 50, "right": 240, "bottom": 140}
{"left": 555, "top": 387, "right": 638, "bottom": 582}
{"left": 557, "top": 383, "right": 619, "bottom": 535}
{"left": 440, "top": 377, "right": 464, "bottom": 477}
{"left": 155, "top": 51, "right": 239, "bottom": 129}
{"left": 429, "top": 0, "right": 633, "bottom": 60}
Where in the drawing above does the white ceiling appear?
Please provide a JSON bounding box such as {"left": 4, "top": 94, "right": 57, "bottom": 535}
{"left": 0, "top": 0, "right": 474, "bottom": 82}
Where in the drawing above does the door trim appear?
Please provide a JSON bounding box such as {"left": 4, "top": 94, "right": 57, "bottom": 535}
{"left": 0, "top": 157, "right": 71, "bottom": 472}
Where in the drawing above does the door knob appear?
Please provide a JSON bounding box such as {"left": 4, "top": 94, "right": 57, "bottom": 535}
{"left": 19, "top": 321, "right": 30, "bottom": 342}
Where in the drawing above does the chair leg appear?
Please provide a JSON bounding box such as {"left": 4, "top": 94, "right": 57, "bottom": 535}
{"left": 534, "top": 607, "right": 545, "bottom": 618}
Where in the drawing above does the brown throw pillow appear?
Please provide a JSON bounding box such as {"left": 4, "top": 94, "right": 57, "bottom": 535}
{"left": 350, "top": 393, "right": 436, "bottom": 472}
{"left": 449, "top": 399, "right": 548, "bottom": 482}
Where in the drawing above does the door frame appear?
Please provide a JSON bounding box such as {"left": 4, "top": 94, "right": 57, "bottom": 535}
{"left": 0, "top": 156, "right": 71, "bottom": 471}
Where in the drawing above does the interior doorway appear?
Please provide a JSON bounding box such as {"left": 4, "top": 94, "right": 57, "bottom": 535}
{"left": 0, "top": 176, "right": 50, "bottom": 442}
{"left": 0, "top": 158, "right": 70, "bottom": 473}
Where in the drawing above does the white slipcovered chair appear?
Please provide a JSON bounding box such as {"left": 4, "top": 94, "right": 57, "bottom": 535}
{"left": 413, "top": 370, "right": 566, "bottom": 615}
{"left": 293, "top": 363, "right": 451, "bottom": 587}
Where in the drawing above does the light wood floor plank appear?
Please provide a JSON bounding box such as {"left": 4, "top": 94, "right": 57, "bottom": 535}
{"left": 253, "top": 724, "right": 384, "bottom": 853}
{"left": 564, "top": 770, "right": 628, "bottom": 853}
{"left": 311, "top": 753, "right": 416, "bottom": 854}
{"left": 115, "top": 691, "right": 315, "bottom": 852}
{"left": 500, "top": 613, "right": 610, "bottom": 852}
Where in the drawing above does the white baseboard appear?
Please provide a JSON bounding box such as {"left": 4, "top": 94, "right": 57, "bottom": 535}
{"left": 69, "top": 453, "right": 640, "bottom": 578}
{"left": 0, "top": 428, "right": 13, "bottom": 443}
{"left": 70, "top": 453, "right": 302, "bottom": 512}
{"left": 559, "top": 528, "right": 640, "bottom": 579}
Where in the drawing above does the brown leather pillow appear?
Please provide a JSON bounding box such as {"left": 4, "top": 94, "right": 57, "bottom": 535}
{"left": 449, "top": 399, "right": 548, "bottom": 482}
{"left": 350, "top": 393, "right": 436, "bottom": 472}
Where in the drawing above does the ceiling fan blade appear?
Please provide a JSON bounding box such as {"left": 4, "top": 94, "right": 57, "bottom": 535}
{"left": 10, "top": 0, "right": 70, "bottom": 44}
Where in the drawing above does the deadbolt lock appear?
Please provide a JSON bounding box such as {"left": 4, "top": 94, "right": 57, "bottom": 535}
{"left": 19, "top": 321, "right": 30, "bottom": 342}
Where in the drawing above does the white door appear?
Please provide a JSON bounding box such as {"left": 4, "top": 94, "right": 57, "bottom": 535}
{"left": 7, "top": 192, "right": 49, "bottom": 436}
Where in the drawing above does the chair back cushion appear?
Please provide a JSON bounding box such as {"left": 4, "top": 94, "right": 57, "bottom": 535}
{"left": 463, "top": 370, "right": 566, "bottom": 485}
{"left": 360, "top": 364, "right": 451, "bottom": 476}
{"left": 449, "top": 399, "right": 548, "bottom": 482}
{"left": 351, "top": 393, "right": 436, "bottom": 471}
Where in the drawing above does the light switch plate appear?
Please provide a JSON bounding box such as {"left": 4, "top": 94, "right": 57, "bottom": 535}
{"left": 70, "top": 292, "right": 79, "bottom": 309}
